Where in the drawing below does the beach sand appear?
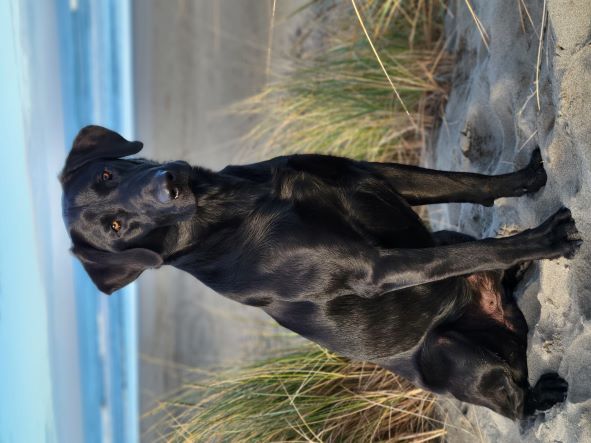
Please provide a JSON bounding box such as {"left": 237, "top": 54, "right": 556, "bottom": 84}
{"left": 428, "top": 1, "right": 591, "bottom": 441}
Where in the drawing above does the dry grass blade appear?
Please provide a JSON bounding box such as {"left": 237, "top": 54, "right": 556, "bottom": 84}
{"left": 517, "top": 0, "right": 535, "bottom": 33}
{"left": 266, "top": 0, "right": 277, "bottom": 79}
{"left": 463, "top": 0, "right": 489, "bottom": 50}
{"left": 370, "top": 0, "right": 402, "bottom": 38}
{"left": 351, "top": 0, "right": 416, "bottom": 127}
{"left": 535, "top": 0, "right": 547, "bottom": 110}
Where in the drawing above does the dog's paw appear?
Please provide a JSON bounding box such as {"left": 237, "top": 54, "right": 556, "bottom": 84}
{"left": 514, "top": 147, "right": 547, "bottom": 196}
{"left": 534, "top": 207, "right": 582, "bottom": 259}
{"left": 524, "top": 373, "right": 568, "bottom": 415}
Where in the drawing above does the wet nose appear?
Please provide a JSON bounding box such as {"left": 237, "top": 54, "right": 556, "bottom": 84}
{"left": 154, "top": 169, "right": 179, "bottom": 202}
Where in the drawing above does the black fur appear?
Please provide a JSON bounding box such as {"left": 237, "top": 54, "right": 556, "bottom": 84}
{"left": 61, "top": 126, "right": 581, "bottom": 419}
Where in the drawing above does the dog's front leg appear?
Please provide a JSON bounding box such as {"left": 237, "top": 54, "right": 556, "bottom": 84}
{"left": 369, "top": 208, "right": 581, "bottom": 294}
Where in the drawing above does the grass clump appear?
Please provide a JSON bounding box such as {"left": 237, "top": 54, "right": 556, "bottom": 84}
{"left": 235, "top": 0, "right": 450, "bottom": 164}
{"left": 157, "top": 344, "right": 446, "bottom": 442}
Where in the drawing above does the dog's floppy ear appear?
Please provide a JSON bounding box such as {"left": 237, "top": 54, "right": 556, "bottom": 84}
{"left": 72, "top": 244, "right": 163, "bottom": 295}
{"left": 61, "top": 125, "right": 144, "bottom": 179}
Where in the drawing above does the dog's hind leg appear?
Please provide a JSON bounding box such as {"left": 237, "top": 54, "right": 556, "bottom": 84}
{"left": 417, "top": 328, "right": 568, "bottom": 419}
{"left": 367, "top": 148, "right": 546, "bottom": 206}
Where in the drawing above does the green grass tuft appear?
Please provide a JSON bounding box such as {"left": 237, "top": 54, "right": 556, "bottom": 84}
{"left": 157, "top": 345, "right": 447, "bottom": 442}
{"left": 233, "top": 0, "right": 450, "bottom": 164}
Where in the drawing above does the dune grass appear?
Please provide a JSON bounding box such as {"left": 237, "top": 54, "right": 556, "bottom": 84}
{"left": 157, "top": 345, "right": 447, "bottom": 442}
{"left": 234, "top": 0, "right": 450, "bottom": 164}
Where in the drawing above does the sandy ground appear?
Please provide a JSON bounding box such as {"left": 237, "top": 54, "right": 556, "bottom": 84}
{"left": 428, "top": 0, "right": 591, "bottom": 441}
{"left": 132, "top": 0, "right": 306, "bottom": 439}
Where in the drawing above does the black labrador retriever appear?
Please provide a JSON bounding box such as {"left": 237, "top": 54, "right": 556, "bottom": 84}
{"left": 61, "top": 125, "right": 581, "bottom": 420}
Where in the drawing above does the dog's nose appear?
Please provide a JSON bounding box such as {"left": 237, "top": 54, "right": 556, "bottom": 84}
{"left": 155, "top": 169, "right": 180, "bottom": 202}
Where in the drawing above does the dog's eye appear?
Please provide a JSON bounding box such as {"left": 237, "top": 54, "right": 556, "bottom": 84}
{"left": 110, "top": 220, "right": 122, "bottom": 233}
{"left": 102, "top": 170, "right": 113, "bottom": 181}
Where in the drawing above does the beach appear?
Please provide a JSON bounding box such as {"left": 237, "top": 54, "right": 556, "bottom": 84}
{"left": 429, "top": 1, "right": 591, "bottom": 441}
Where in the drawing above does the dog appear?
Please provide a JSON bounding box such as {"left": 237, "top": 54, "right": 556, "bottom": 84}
{"left": 61, "top": 125, "right": 581, "bottom": 419}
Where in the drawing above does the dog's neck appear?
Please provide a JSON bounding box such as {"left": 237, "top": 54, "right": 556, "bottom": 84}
{"left": 190, "top": 166, "right": 259, "bottom": 222}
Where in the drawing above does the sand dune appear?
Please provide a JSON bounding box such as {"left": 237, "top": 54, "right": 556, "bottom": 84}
{"left": 429, "top": 1, "right": 591, "bottom": 440}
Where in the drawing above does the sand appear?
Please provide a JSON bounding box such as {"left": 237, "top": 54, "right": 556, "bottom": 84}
{"left": 427, "top": 0, "right": 591, "bottom": 441}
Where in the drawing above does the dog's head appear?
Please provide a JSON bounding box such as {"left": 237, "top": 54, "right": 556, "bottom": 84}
{"left": 60, "top": 125, "right": 195, "bottom": 294}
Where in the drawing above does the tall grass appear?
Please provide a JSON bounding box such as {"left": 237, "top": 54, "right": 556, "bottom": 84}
{"left": 234, "top": 0, "right": 450, "bottom": 164}
{"left": 158, "top": 345, "right": 447, "bottom": 442}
